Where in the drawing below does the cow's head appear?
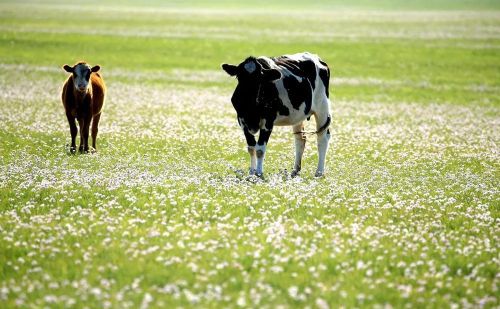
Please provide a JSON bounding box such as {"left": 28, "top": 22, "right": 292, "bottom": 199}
{"left": 222, "top": 57, "right": 281, "bottom": 134}
{"left": 63, "top": 62, "right": 100, "bottom": 93}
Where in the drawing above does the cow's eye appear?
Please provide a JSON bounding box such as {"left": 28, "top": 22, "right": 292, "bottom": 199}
{"left": 86, "top": 72, "right": 91, "bottom": 80}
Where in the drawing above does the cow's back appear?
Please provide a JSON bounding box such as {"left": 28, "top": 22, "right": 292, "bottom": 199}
{"left": 277, "top": 52, "right": 329, "bottom": 94}
{"left": 265, "top": 52, "right": 330, "bottom": 125}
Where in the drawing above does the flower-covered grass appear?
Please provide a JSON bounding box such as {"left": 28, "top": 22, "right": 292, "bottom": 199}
{"left": 0, "top": 1, "right": 498, "bottom": 307}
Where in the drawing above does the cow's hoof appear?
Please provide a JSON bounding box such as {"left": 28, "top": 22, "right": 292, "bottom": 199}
{"left": 246, "top": 174, "right": 263, "bottom": 182}
{"left": 315, "top": 171, "right": 325, "bottom": 177}
{"left": 291, "top": 170, "right": 300, "bottom": 178}
{"left": 78, "top": 148, "right": 91, "bottom": 154}
{"left": 69, "top": 147, "right": 76, "bottom": 154}
{"left": 247, "top": 172, "right": 264, "bottom": 179}
{"left": 255, "top": 169, "right": 264, "bottom": 179}
{"left": 249, "top": 168, "right": 256, "bottom": 176}
{"left": 89, "top": 147, "right": 96, "bottom": 154}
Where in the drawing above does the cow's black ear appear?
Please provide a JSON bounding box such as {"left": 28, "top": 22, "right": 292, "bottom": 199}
{"left": 222, "top": 64, "right": 238, "bottom": 76}
{"left": 63, "top": 65, "right": 73, "bottom": 73}
{"left": 91, "top": 65, "right": 100, "bottom": 72}
{"left": 262, "top": 68, "right": 281, "bottom": 82}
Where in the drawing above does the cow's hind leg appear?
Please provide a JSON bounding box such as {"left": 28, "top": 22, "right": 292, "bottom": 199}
{"left": 82, "top": 115, "right": 91, "bottom": 153}
{"left": 314, "top": 111, "right": 331, "bottom": 177}
{"left": 91, "top": 113, "right": 101, "bottom": 152}
{"left": 291, "top": 122, "right": 306, "bottom": 177}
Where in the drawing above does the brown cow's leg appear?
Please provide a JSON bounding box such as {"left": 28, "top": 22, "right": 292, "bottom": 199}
{"left": 91, "top": 113, "right": 101, "bottom": 151}
{"left": 66, "top": 113, "right": 77, "bottom": 154}
{"left": 82, "top": 115, "right": 91, "bottom": 153}
{"left": 78, "top": 118, "right": 84, "bottom": 153}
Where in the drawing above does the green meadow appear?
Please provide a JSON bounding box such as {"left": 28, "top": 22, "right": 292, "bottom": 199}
{"left": 0, "top": 0, "right": 499, "bottom": 307}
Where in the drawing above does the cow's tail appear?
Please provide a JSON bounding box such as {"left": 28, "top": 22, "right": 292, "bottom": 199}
{"left": 318, "top": 60, "right": 330, "bottom": 98}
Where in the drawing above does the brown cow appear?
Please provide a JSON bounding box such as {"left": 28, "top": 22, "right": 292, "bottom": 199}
{"left": 62, "top": 61, "right": 106, "bottom": 153}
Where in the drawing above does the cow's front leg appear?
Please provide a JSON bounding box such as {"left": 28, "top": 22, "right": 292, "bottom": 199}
{"left": 66, "top": 113, "right": 77, "bottom": 154}
{"left": 82, "top": 114, "right": 92, "bottom": 153}
{"left": 292, "top": 122, "right": 306, "bottom": 177}
{"left": 256, "top": 128, "right": 272, "bottom": 177}
{"left": 243, "top": 128, "right": 257, "bottom": 175}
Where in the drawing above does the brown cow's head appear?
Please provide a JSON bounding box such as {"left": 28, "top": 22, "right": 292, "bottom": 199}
{"left": 63, "top": 62, "right": 100, "bottom": 93}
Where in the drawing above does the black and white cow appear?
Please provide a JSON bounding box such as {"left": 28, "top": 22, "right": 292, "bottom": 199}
{"left": 222, "top": 52, "right": 331, "bottom": 177}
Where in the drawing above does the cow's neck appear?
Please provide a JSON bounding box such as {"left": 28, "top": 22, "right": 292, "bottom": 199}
{"left": 256, "top": 82, "right": 278, "bottom": 113}
{"left": 73, "top": 87, "right": 92, "bottom": 106}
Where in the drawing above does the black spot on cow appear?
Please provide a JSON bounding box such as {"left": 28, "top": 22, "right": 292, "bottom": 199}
{"left": 282, "top": 75, "right": 312, "bottom": 114}
{"left": 319, "top": 60, "right": 330, "bottom": 98}
{"left": 272, "top": 56, "right": 316, "bottom": 114}
{"left": 276, "top": 102, "right": 290, "bottom": 116}
{"left": 301, "top": 60, "right": 317, "bottom": 90}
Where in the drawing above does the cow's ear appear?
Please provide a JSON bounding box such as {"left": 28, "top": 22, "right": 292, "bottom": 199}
{"left": 91, "top": 65, "right": 100, "bottom": 73}
{"left": 63, "top": 65, "right": 73, "bottom": 73}
{"left": 222, "top": 63, "right": 238, "bottom": 76}
{"left": 262, "top": 68, "right": 281, "bottom": 82}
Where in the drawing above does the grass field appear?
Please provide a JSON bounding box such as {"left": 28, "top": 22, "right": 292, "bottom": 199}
{"left": 0, "top": 0, "right": 499, "bottom": 307}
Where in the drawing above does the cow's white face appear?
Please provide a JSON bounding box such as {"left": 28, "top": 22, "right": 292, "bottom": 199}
{"left": 73, "top": 64, "right": 92, "bottom": 92}
{"left": 63, "top": 62, "right": 100, "bottom": 93}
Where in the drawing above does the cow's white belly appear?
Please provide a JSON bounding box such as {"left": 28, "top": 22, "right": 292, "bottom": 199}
{"left": 273, "top": 102, "right": 311, "bottom": 126}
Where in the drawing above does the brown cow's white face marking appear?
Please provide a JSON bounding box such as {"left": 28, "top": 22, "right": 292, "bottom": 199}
{"left": 73, "top": 63, "right": 92, "bottom": 93}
